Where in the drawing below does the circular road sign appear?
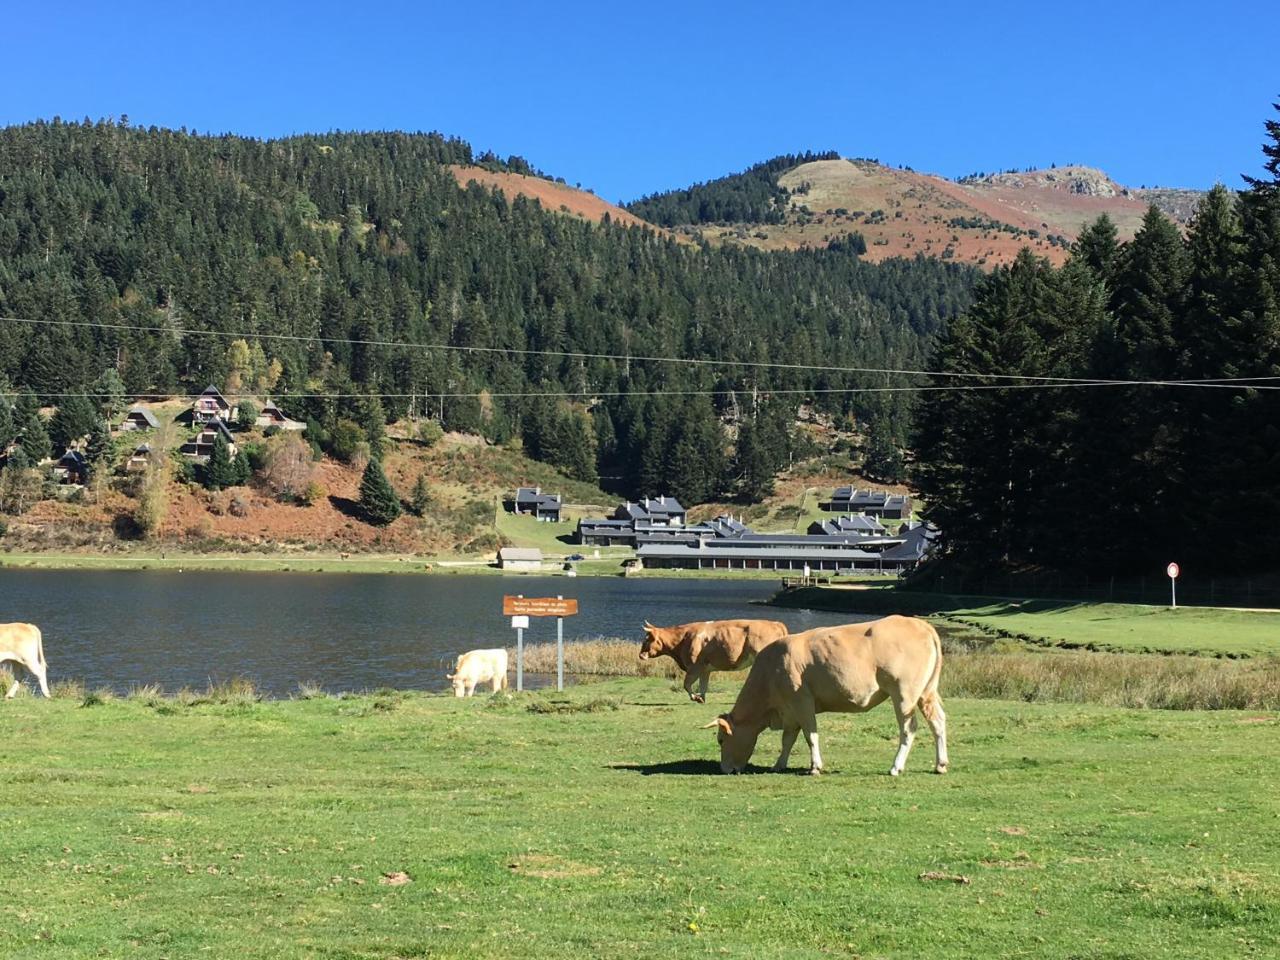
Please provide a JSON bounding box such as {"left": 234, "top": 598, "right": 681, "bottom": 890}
{"left": 1166, "top": 562, "right": 1180, "bottom": 579}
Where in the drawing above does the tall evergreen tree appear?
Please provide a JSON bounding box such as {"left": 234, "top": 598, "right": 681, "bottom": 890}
{"left": 358, "top": 458, "right": 402, "bottom": 525}
{"left": 49, "top": 393, "right": 99, "bottom": 453}
{"left": 203, "top": 435, "right": 237, "bottom": 490}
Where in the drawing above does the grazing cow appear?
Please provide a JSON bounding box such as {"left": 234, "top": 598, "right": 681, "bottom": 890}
{"left": 706, "top": 615, "right": 947, "bottom": 777}
{"left": 447, "top": 649, "right": 508, "bottom": 698}
{"left": 639, "top": 619, "right": 789, "bottom": 703}
{"left": 0, "top": 623, "right": 50, "bottom": 699}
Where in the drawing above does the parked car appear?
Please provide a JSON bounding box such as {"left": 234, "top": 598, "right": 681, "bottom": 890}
{"left": 566, "top": 553, "right": 585, "bottom": 561}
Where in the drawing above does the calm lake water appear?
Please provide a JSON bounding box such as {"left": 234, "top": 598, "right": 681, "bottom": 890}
{"left": 0, "top": 570, "right": 865, "bottom": 695}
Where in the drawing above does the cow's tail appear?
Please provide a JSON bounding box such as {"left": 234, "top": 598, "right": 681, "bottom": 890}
{"left": 36, "top": 626, "right": 46, "bottom": 670}
{"left": 918, "top": 622, "right": 944, "bottom": 718}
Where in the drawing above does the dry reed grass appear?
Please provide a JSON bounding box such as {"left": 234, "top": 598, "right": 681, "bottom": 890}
{"left": 514, "top": 640, "right": 1280, "bottom": 712}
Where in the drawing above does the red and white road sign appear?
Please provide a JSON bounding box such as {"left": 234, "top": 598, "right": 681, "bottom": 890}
{"left": 1166, "top": 562, "right": 1180, "bottom": 579}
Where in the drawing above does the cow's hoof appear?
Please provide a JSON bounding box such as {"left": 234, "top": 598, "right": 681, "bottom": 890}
{"left": 935, "top": 764, "right": 948, "bottom": 775}
{"left": 690, "top": 694, "right": 705, "bottom": 704}
{"left": 807, "top": 767, "right": 822, "bottom": 777}
{"left": 888, "top": 767, "right": 902, "bottom": 777}
{"left": 772, "top": 763, "right": 787, "bottom": 773}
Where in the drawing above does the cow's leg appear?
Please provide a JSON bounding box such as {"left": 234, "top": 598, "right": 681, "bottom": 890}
{"left": 801, "top": 714, "right": 823, "bottom": 775}
{"left": 920, "top": 692, "right": 949, "bottom": 774}
{"left": 4, "top": 665, "right": 19, "bottom": 700}
{"left": 683, "top": 666, "right": 709, "bottom": 703}
{"left": 465, "top": 679, "right": 476, "bottom": 697}
{"left": 773, "top": 727, "right": 800, "bottom": 772}
{"left": 697, "top": 669, "right": 710, "bottom": 703}
{"left": 889, "top": 702, "right": 918, "bottom": 777}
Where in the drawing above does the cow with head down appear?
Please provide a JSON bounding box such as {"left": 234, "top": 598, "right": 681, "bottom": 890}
{"left": 706, "top": 615, "right": 948, "bottom": 777}
{"left": 638, "top": 619, "right": 789, "bottom": 703}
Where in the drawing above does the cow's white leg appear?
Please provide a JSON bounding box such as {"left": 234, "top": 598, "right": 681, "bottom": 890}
{"left": 920, "top": 693, "right": 949, "bottom": 774}
{"left": 465, "top": 680, "right": 476, "bottom": 697}
{"left": 5, "top": 675, "right": 19, "bottom": 699}
{"left": 889, "top": 706, "right": 917, "bottom": 777}
{"left": 802, "top": 715, "right": 823, "bottom": 775}
{"left": 697, "top": 670, "right": 710, "bottom": 703}
{"left": 773, "top": 728, "right": 799, "bottom": 772}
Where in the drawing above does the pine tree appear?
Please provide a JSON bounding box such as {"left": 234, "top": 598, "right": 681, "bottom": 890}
{"left": 733, "top": 419, "right": 776, "bottom": 502}
{"left": 409, "top": 473, "right": 431, "bottom": 517}
{"left": 1073, "top": 214, "right": 1120, "bottom": 286}
{"left": 862, "top": 418, "right": 905, "bottom": 483}
{"left": 92, "top": 368, "right": 127, "bottom": 422}
{"left": 86, "top": 419, "right": 112, "bottom": 467}
{"left": 203, "top": 435, "right": 237, "bottom": 490}
{"left": 359, "top": 458, "right": 402, "bottom": 525}
{"left": 18, "top": 409, "right": 52, "bottom": 463}
{"left": 49, "top": 393, "right": 99, "bottom": 453}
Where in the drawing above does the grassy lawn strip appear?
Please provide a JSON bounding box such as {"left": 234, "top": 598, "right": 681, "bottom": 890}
{"left": 1, "top": 681, "right": 1277, "bottom": 958}
{"left": 774, "top": 587, "right": 1280, "bottom": 658}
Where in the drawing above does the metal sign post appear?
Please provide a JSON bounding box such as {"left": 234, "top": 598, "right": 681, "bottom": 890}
{"left": 511, "top": 613, "right": 530, "bottom": 691}
{"left": 1167, "top": 562, "right": 1180, "bottom": 609}
{"left": 501, "top": 595, "right": 579, "bottom": 692}
{"left": 557, "top": 595, "right": 565, "bottom": 691}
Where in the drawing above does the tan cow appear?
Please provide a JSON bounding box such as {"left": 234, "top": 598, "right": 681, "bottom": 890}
{"left": 639, "top": 619, "right": 789, "bottom": 703}
{"left": 447, "top": 648, "right": 508, "bottom": 698}
{"left": 0, "top": 623, "right": 50, "bottom": 699}
{"left": 706, "top": 616, "right": 947, "bottom": 776}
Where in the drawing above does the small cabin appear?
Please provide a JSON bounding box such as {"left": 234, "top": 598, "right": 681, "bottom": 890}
{"left": 52, "top": 449, "right": 89, "bottom": 485}
{"left": 256, "top": 401, "right": 305, "bottom": 431}
{"left": 497, "top": 547, "right": 544, "bottom": 571}
{"left": 508, "top": 486, "right": 563, "bottom": 522}
{"left": 119, "top": 406, "right": 160, "bottom": 432}
{"left": 192, "top": 385, "right": 234, "bottom": 424}
{"left": 125, "top": 443, "right": 153, "bottom": 472}
{"left": 180, "top": 419, "right": 237, "bottom": 462}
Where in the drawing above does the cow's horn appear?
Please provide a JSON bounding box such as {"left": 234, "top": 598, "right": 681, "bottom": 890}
{"left": 700, "top": 718, "right": 720, "bottom": 729}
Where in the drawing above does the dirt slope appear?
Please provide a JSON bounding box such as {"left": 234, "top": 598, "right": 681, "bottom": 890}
{"left": 690, "top": 158, "right": 1201, "bottom": 268}
{"left": 451, "top": 166, "right": 665, "bottom": 233}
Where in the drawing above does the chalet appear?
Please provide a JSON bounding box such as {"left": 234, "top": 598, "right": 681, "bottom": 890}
{"left": 821, "top": 486, "right": 912, "bottom": 519}
{"left": 180, "top": 419, "right": 237, "bottom": 462}
{"left": 52, "top": 449, "right": 89, "bottom": 485}
{"left": 256, "top": 401, "right": 305, "bottom": 431}
{"left": 575, "top": 517, "right": 637, "bottom": 546}
{"left": 125, "top": 443, "right": 153, "bottom": 472}
{"left": 497, "top": 547, "right": 544, "bottom": 571}
{"left": 508, "top": 486, "right": 563, "bottom": 522}
{"left": 808, "top": 514, "right": 887, "bottom": 537}
{"left": 192, "top": 385, "right": 234, "bottom": 424}
{"left": 613, "top": 496, "right": 686, "bottom": 526}
{"left": 119, "top": 406, "right": 160, "bottom": 432}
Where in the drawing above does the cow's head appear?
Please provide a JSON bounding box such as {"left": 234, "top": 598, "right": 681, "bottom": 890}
{"left": 704, "top": 714, "right": 760, "bottom": 774}
{"left": 638, "top": 621, "right": 669, "bottom": 660}
{"left": 446, "top": 672, "right": 466, "bottom": 698}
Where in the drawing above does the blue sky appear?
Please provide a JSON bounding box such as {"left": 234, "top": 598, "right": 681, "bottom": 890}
{"left": 5, "top": 1, "right": 1277, "bottom": 202}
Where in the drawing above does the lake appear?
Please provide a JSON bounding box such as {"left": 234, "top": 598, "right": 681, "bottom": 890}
{"left": 0, "top": 570, "right": 865, "bottom": 695}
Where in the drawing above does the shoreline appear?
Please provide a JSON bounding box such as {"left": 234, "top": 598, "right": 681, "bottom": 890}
{"left": 0, "top": 549, "right": 797, "bottom": 582}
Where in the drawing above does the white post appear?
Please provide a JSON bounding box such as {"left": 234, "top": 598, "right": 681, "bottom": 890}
{"left": 1171, "top": 577, "right": 1177, "bottom": 609}
{"left": 556, "top": 595, "right": 565, "bottom": 692}
{"left": 517, "top": 626, "right": 524, "bottom": 691}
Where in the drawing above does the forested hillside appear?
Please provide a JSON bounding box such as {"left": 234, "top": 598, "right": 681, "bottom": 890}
{"left": 625, "top": 151, "right": 840, "bottom": 226}
{"left": 0, "top": 121, "right": 976, "bottom": 503}
{"left": 912, "top": 103, "right": 1280, "bottom": 574}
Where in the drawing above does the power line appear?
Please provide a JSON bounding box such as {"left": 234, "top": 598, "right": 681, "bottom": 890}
{"left": 4, "top": 314, "right": 1277, "bottom": 391}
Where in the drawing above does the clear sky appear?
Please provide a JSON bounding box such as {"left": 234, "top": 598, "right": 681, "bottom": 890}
{"left": 5, "top": 1, "right": 1277, "bottom": 203}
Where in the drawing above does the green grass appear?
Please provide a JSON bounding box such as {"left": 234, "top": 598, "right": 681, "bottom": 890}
{"left": 774, "top": 588, "right": 1280, "bottom": 658}
{"left": 0, "top": 681, "right": 1276, "bottom": 958}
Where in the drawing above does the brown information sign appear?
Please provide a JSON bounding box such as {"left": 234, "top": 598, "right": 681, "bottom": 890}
{"left": 503, "top": 596, "right": 579, "bottom": 617}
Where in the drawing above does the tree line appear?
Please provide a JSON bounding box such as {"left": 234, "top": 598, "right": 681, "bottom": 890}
{"left": 912, "top": 102, "right": 1280, "bottom": 575}
{"left": 0, "top": 120, "right": 976, "bottom": 503}
{"left": 625, "top": 151, "right": 842, "bottom": 226}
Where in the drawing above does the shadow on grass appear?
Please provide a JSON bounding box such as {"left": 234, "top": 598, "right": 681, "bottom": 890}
{"left": 610, "top": 760, "right": 795, "bottom": 776}
{"left": 328, "top": 495, "right": 364, "bottom": 521}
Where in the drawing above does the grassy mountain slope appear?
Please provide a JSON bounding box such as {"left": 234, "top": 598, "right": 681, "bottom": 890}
{"left": 641, "top": 157, "right": 1203, "bottom": 267}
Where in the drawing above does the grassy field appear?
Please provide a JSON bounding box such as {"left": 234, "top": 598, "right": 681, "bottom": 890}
{"left": 774, "top": 587, "right": 1280, "bottom": 658}
{"left": 1, "top": 680, "right": 1276, "bottom": 958}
